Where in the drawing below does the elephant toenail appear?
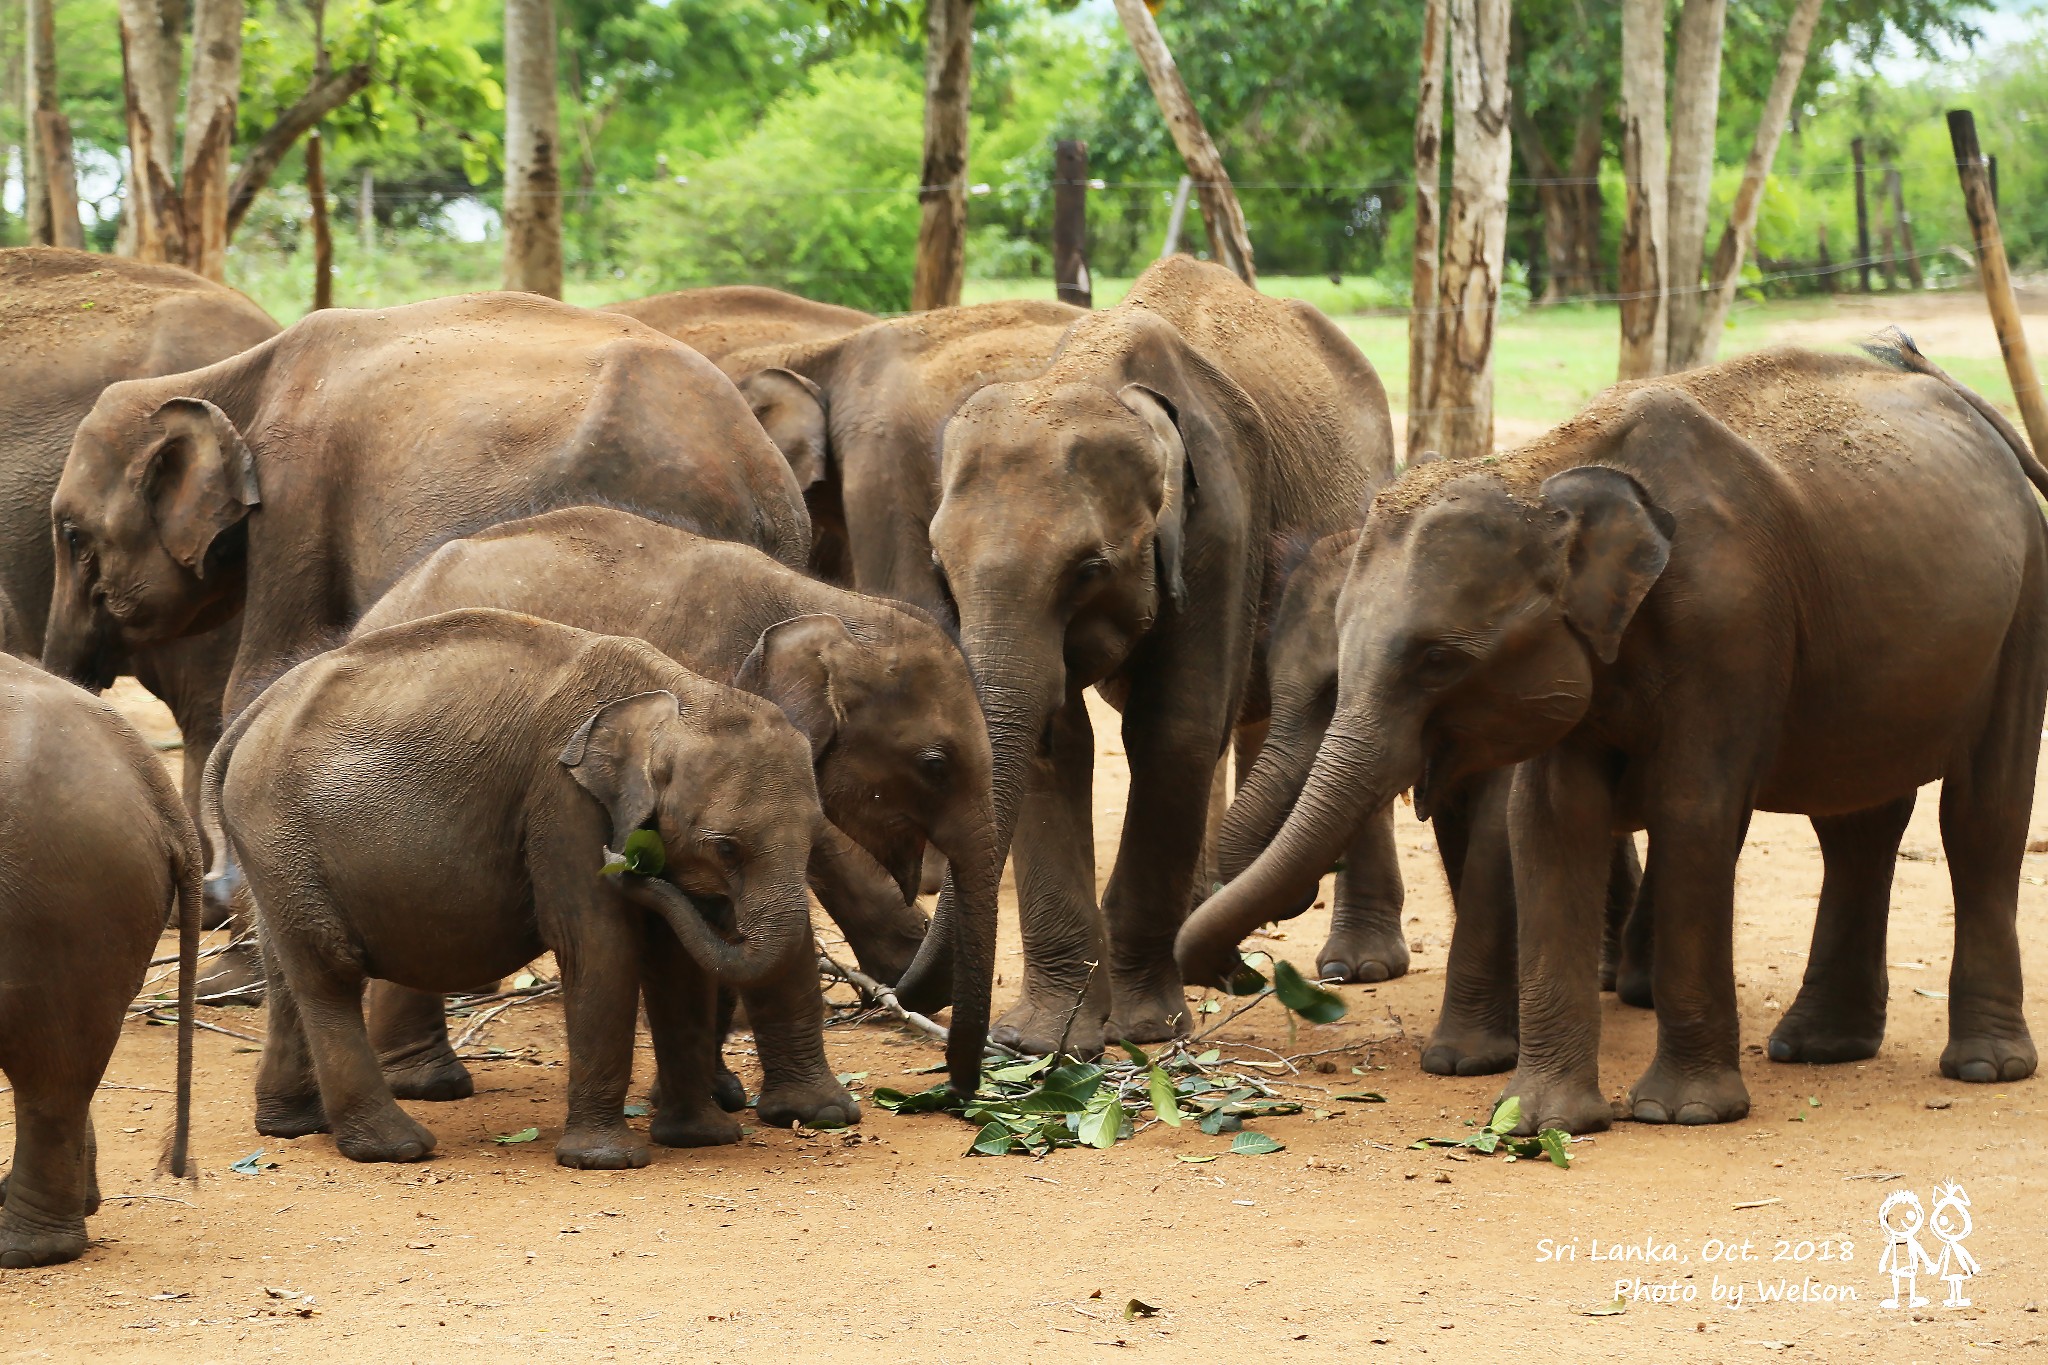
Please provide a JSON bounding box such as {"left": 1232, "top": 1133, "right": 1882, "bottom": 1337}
{"left": 1766, "top": 1037, "right": 1793, "bottom": 1062}
{"left": 1633, "top": 1099, "right": 1670, "bottom": 1123}
{"left": 1353, "top": 962, "right": 1391, "bottom": 984}
{"left": 1676, "top": 1102, "right": 1719, "bottom": 1125}
{"left": 1958, "top": 1060, "right": 1995, "bottom": 1083}
{"left": 1318, "top": 962, "right": 1348, "bottom": 982}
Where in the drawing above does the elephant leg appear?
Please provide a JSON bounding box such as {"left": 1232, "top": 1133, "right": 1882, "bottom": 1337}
{"left": 253, "top": 934, "right": 327, "bottom": 1138}
{"left": 546, "top": 882, "right": 650, "bottom": 1171}
{"left": 368, "top": 981, "right": 475, "bottom": 1101}
{"left": 1936, "top": 636, "right": 2042, "bottom": 1085}
{"left": 640, "top": 914, "right": 741, "bottom": 1149}
{"left": 704, "top": 988, "right": 746, "bottom": 1113}
{"left": 1500, "top": 746, "right": 1619, "bottom": 1135}
{"left": 1610, "top": 835, "right": 1655, "bottom": 1006}
{"left": 0, "top": 1069, "right": 96, "bottom": 1268}
{"left": 991, "top": 694, "right": 1110, "bottom": 1056}
{"left": 1194, "top": 752, "right": 1230, "bottom": 910}
{"left": 807, "top": 822, "right": 929, "bottom": 986}
{"left": 1424, "top": 773, "right": 1518, "bottom": 1076}
{"left": 1316, "top": 802, "right": 1408, "bottom": 984}
{"left": 1768, "top": 796, "right": 1914, "bottom": 1064}
{"left": 745, "top": 953, "right": 859, "bottom": 1130}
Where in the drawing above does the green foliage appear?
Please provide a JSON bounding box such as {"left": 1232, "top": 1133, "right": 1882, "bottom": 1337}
{"left": 598, "top": 829, "right": 667, "bottom": 877}
{"left": 1410, "top": 1097, "right": 1574, "bottom": 1168}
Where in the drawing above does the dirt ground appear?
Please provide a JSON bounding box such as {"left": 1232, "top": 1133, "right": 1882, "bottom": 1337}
{"left": 7, "top": 287, "right": 2048, "bottom": 1361}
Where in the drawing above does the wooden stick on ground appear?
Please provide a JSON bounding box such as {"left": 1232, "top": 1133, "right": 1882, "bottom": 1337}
{"left": 1948, "top": 109, "right": 2048, "bottom": 458}
{"left": 817, "top": 952, "right": 956, "bottom": 1048}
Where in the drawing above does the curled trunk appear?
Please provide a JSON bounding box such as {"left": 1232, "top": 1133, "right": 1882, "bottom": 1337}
{"left": 620, "top": 874, "right": 808, "bottom": 989}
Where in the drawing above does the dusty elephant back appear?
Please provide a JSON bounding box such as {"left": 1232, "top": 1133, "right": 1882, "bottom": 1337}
{"left": 602, "top": 285, "right": 875, "bottom": 362}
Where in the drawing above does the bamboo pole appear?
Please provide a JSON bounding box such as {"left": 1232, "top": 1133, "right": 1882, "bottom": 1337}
{"left": 1948, "top": 110, "right": 2048, "bottom": 460}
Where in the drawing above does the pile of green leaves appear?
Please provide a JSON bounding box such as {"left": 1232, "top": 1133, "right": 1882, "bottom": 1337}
{"left": 1409, "top": 1097, "right": 1573, "bottom": 1169}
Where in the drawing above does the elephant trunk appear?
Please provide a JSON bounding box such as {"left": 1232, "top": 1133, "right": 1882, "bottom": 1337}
{"left": 621, "top": 873, "right": 809, "bottom": 989}
{"left": 892, "top": 790, "right": 1002, "bottom": 1097}
{"left": 41, "top": 582, "right": 122, "bottom": 691}
{"left": 1176, "top": 720, "right": 1408, "bottom": 988}
{"left": 1217, "top": 723, "right": 1323, "bottom": 888}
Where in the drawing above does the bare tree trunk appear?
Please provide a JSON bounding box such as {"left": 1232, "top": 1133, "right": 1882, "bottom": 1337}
{"left": 1430, "top": 0, "right": 1512, "bottom": 462}
{"left": 2, "top": 0, "right": 20, "bottom": 241}
{"left": 1889, "top": 167, "right": 1922, "bottom": 289}
{"left": 306, "top": 0, "right": 331, "bottom": 310}
{"left": 1689, "top": 0, "right": 1823, "bottom": 368}
{"left": 27, "top": 0, "right": 82, "bottom": 247}
{"left": 1616, "top": 0, "right": 1667, "bottom": 380}
{"left": 117, "top": 0, "right": 185, "bottom": 261}
{"left": 502, "top": 0, "right": 563, "bottom": 297}
{"left": 911, "top": 0, "right": 973, "bottom": 311}
{"left": 1407, "top": 0, "right": 1448, "bottom": 461}
{"left": 182, "top": 0, "right": 243, "bottom": 281}
{"left": 1159, "top": 174, "right": 1191, "bottom": 257}
{"left": 1663, "top": 0, "right": 1725, "bottom": 368}
{"left": 23, "top": 0, "right": 48, "bottom": 246}
{"left": 1112, "top": 0, "right": 1255, "bottom": 284}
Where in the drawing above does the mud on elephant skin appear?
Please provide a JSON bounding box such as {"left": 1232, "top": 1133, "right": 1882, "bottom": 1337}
{"left": 211, "top": 609, "right": 851, "bottom": 1169}
{"left": 349, "top": 506, "right": 1001, "bottom": 1103}
{"left": 0, "top": 653, "right": 199, "bottom": 1268}
{"left": 919, "top": 255, "right": 1396, "bottom": 1058}
{"left": 1181, "top": 338, "right": 2046, "bottom": 1135}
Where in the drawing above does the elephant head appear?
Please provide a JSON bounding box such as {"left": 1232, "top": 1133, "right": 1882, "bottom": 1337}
{"left": 1177, "top": 463, "right": 1674, "bottom": 986}
{"left": 734, "top": 609, "right": 1001, "bottom": 1088}
{"left": 562, "top": 688, "right": 824, "bottom": 988}
{"left": 45, "top": 390, "right": 257, "bottom": 688}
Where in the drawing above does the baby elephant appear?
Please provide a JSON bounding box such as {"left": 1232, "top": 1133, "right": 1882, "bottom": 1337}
{"left": 211, "top": 608, "right": 830, "bottom": 1168}
{"left": 0, "top": 654, "right": 197, "bottom": 1266}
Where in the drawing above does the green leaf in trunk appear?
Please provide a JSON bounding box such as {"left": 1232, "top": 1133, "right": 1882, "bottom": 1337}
{"left": 1272, "top": 959, "right": 1348, "bottom": 1023}
{"left": 1224, "top": 958, "right": 1269, "bottom": 996}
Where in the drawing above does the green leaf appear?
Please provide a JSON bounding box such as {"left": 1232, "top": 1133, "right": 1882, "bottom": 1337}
{"left": 1119, "top": 1040, "right": 1151, "bottom": 1066}
{"left": 1333, "top": 1092, "right": 1386, "bottom": 1103}
{"left": 1537, "top": 1128, "right": 1573, "bottom": 1169}
{"left": 1581, "top": 1298, "right": 1627, "bottom": 1317}
{"left": 1197, "top": 1108, "right": 1239, "bottom": 1136}
{"left": 1230, "top": 1129, "right": 1284, "bottom": 1156}
{"left": 1194, "top": 1049, "right": 1222, "bottom": 1066}
{"left": 621, "top": 828, "right": 666, "bottom": 875}
{"left": 1225, "top": 958, "right": 1270, "bottom": 996}
{"left": 1148, "top": 1068, "right": 1184, "bottom": 1126}
{"left": 229, "top": 1150, "right": 267, "bottom": 1174}
{"left": 492, "top": 1127, "right": 540, "bottom": 1145}
{"left": 1488, "top": 1096, "right": 1523, "bottom": 1135}
{"left": 1174, "top": 1153, "right": 1219, "bottom": 1164}
{"left": 836, "top": 1072, "right": 868, "bottom": 1088}
{"left": 1078, "top": 1100, "right": 1123, "bottom": 1149}
{"left": 1271, "top": 959, "right": 1348, "bottom": 1024}
{"left": 1123, "top": 1298, "right": 1161, "bottom": 1321}
{"left": 1016, "top": 1063, "right": 1105, "bottom": 1114}
{"left": 968, "top": 1121, "right": 1016, "bottom": 1157}
{"left": 1466, "top": 1130, "right": 1501, "bottom": 1154}
{"left": 871, "top": 1084, "right": 956, "bottom": 1114}
{"left": 985, "top": 1055, "right": 1052, "bottom": 1084}
{"left": 622, "top": 1103, "right": 650, "bottom": 1118}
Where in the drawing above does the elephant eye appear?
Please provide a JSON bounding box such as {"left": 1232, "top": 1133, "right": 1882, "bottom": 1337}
{"left": 703, "top": 833, "right": 742, "bottom": 867}
{"left": 1414, "top": 642, "right": 1471, "bottom": 686}
{"left": 919, "top": 748, "right": 949, "bottom": 781}
{"left": 62, "top": 524, "right": 89, "bottom": 561}
{"left": 1070, "top": 556, "right": 1111, "bottom": 595}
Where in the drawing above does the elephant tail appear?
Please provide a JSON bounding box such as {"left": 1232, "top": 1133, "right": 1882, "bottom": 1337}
{"left": 157, "top": 839, "right": 202, "bottom": 1181}
{"left": 1867, "top": 327, "right": 2048, "bottom": 502}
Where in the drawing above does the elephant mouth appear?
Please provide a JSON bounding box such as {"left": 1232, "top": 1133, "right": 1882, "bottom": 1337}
{"left": 1414, "top": 736, "right": 1452, "bottom": 823}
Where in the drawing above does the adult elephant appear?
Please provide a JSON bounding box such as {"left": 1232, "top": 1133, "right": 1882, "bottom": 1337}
{"left": 1181, "top": 338, "right": 2044, "bottom": 1134}
{"left": 601, "top": 286, "right": 874, "bottom": 363}
{"left": 0, "top": 248, "right": 275, "bottom": 924}
{"left": 724, "top": 300, "right": 1083, "bottom": 607}
{"left": 897, "top": 256, "right": 1395, "bottom": 1054}
{"left": 45, "top": 292, "right": 809, "bottom": 995}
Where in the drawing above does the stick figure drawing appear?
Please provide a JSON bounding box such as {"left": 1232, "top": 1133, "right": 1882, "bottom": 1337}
{"left": 1928, "top": 1182, "right": 1979, "bottom": 1308}
{"left": 1878, "top": 1189, "right": 1938, "bottom": 1309}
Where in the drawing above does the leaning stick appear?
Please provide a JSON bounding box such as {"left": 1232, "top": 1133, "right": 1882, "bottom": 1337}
{"left": 1948, "top": 109, "right": 2048, "bottom": 458}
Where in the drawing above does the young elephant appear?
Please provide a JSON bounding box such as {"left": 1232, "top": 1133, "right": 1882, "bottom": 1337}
{"left": 211, "top": 609, "right": 840, "bottom": 1168}
{"left": 601, "top": 285, "right": 874, "bottom": 362}
{"left": 349, "top": 506, "right": 999, "bottom": 1103}
{"left": 0, "top": 653, "right": 197, "bottom": 1266}
{"left": 1185, "top": 338, "right": 2046, "bottom": 1133}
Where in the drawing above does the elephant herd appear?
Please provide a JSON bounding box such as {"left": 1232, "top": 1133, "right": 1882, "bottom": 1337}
{"left": 0, "top": 243, "right": 2039, "bottom": 1270}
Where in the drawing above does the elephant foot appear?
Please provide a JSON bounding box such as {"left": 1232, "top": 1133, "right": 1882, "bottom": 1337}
{"left": 332, "top": 1107, "right": 437, "bottom": 1163}
{"left": 756, "top": 1078, "right": 860, "bottom": 1130}
{"left": 1768, "top": 997, "right": 1885, "bottom": 1065}
{"left": 1107, "top": 968, "right": 1192, "bottom": 1047}
{"left": 0, "top": 1211, "right": 86, "bottom": 1269}
{"left": 650, "top": 1106, "right": 742, "bottom": 1149}
{"left": 382, "top": 1049, "right": 476, "bottom": 1103}
{"left": 1941, "top": 1030, "right": 2038, "bottom": 1084}
{"left": 992, "top": 990, "right": 1107, "bottom": 1058}
{"left": 1625, "top": 1058, "right": 1750, "bottom": 1127}
{"left": 1499, "top": 1069, "right": 1615, "bottom": 1135}
{"left": 196, "top": 943, "right": 267, "bottom": 1008}
{"left": 556, "top": 1126, "right": 651, "bottom": 1170}
{"left": 254, "top": 1091, "right": 329, "bottom": 1139}
{"left": 1613, "top": 964, "right": 1654, "bottom": 1010}
{"left": 711, "top": 1065, "right": 746, "bottom": 1114}
{"left": 1420, "top": 1021, "right": 1517, "bottom": 1077}
{"left": 1316, "top": 925, "right": 1411, "bottom": 984}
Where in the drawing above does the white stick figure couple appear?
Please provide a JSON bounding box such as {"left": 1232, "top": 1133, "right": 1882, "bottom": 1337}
{"left": 1879, "top": 1183, "right": 1978, "bottom": 1309}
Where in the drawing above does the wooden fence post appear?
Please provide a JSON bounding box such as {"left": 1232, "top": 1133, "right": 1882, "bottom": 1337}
{"left": 1888, "top": 169, "right": 1922, "bottom": 289}
{"left": 1949, "top": 109, "right": 2048, "bottom": 458}
{"left": 1053, "top": 140, "right": 1091, "bottom": 308}
{"left": 1852, "top": 137, "right": 1872, "bottom": 293}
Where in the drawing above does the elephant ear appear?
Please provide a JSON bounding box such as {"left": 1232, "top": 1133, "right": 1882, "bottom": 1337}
{"left": 738, "top": 368, "right": 830, "bottom": 492}
{"left": 1540, "top": 466, "right": 1675, "bottom": 665}
{"left": 1117, "top": 383, "right": 1197, "bottom": 611}
{"left": 733, "top": 613, "right": 854, "bottom": 758}
{"left": 143, "top": 397, "right": 261, "bottom": 578}
{"left": 559, "top": 690, "right": 683, "bottom": 845}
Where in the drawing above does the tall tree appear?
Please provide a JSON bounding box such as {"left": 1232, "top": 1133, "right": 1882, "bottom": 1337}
{"left": 1663, "top": 0, "right": 1725, "bottom": 362}
{"left": 181, "top": 0, "right": 243, "bottom": 279}
{"left": 1111, "top": 0, "right": 1254, "bottom": 284}
{"left": 911, "top": 0, "right": 973, "bottom": 311}
{"left": 117, "top": 0, "right": 186, "bottom": 262}
{"left": 1407, "top": 0, "right": 1447, "bottom": 461}
{"left": 1681, "top": 0, "right": 1824, "bottom": 369}
{"left": 1616, "top": 0, "right": 1667, "bottom": 379}
{"left": 306, "top": 0, "right": 332, "bottom": 310}
{"left": 502, "top": 0, "right": 564, "bottom": 296}
{"left": 1431, "top": 0, "right": 1512, "bottom": 462}
{"left": 25, "top": 0, "right": 83, "bottom": 247}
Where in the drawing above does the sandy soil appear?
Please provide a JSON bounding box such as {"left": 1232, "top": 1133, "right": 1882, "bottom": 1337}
{"left": 1, "top": 665, "right": 2043, "bottom": 1364}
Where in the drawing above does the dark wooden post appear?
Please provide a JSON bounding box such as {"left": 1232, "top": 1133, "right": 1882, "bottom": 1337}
{"left": 1817, "top": 222, "right": 1834, "bottom": 292}
{"left": 1053, "top": 139, "right": 1091, "bottom": 308}
{"left": 1949, "top": 109, "right": 2048, "bottom": 457}
{"left": 1888, "top": 168, "right": 1923, "bottom": 289}
{"left": 1851, "top": 136, "right": 1871, "bottom": 292}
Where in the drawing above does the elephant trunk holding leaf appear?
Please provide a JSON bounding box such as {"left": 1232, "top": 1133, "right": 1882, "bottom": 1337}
{"left": 209, "top": 608, "right": 841, "bottom": 1168}
{"left": 348, "top": 505, "right": 999, "bottom": 1108}
{"left": 903, "top": 255, "right": 1396, "bottom": 1056}
{"left": 1182, "top": 339, "right": 2045, "bottom": 1135}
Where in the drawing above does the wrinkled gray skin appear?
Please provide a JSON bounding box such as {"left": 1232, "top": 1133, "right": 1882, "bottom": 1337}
{"left": 725, "top": 300, "right": 1084, "bottom": 611}
{"left": 602, "top": 285, "right": 874, "bottom": 362}
{"left": 907, "top": 256, "right": 1395, "bottom": 1055}
{"left": 212, "top": 609, "right": 842, "bottom": 1168}
{"left": 0, "top": 248, "right": 275, "bottom": 947}
{"left": 0, "top": 652, "right": 198, "bottom": 1266}
{"left": 1182, "top": 341, "right": 2045, "bottom": 1134}
{"left": 350, "top": 506, "right": 999, "bottom": 1107}
{"left": 45, "top": 292, "right": 809, "bottom": 1003}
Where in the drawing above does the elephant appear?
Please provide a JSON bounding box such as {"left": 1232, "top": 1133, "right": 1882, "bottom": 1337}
{"left": 602, "top": 285, "right": 874, "bottom": 362}
{"left": 723, "top": 300, "right": 1084, "bottom": 609}
{"left": 899, "top": 255, "right": 1395, "bottom": 1054}
{"left": 210, "top": 608, "right": 844, "bottom": 1168}
{"left": 0, "top": 652, "right": 198, "bottom": 1266}
{"left": 348, "top": 505, "right": 999, "bottom": 1102}
{"left": 45, "top": 291, "right": 810, "bottom": 1000}
{"left": 1181, "top": 337, "right": 2045, "bottom": 1134}
{"left": 0, "top": 247, "right": 276, "bottom": 950}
